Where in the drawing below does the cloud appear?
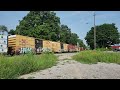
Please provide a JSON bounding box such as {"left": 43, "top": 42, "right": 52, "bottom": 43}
{"left": 70, "top": 11, "right": 92, "bottom": 16}
{"left": 70, "top": 11, "right": 82, "bottom": 16}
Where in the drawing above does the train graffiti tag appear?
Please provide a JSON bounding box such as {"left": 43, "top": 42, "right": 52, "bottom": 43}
{"left": 19, "top": 47, "right": 33, "bottom": 54}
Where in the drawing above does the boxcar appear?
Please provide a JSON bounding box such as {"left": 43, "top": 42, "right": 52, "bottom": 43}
{"left": 75, "top": 45, "right": 79, "bottom": 52}
{"left": 8, "top": 35, "right": 35, "bottom": 55}
{"left": 63, "top": 43, "right": 68, "bottom": 52}
{"left": 35, "top": 39, "right": 62, "bottom": 53}
{"left": 79, "top": 47, "right": 84, "bottom": 51}
{"left": 68, "top": 44, "right": 76, "bottom": 52}
{"left": 7, "top": 34, "right": 83, "bottom": 55}
{"left": 42, "top": 40, "right": 52, "bottom": 52}
{"left": 111, "top": 44, "right": 120, "bottom": 51}
{"left": 51, "top": 41, "right": 61, "bottom": 53}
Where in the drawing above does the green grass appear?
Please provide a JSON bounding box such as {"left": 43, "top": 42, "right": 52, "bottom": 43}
{"left": 0, "top": 53, "right": 57, "bottom": 79}
{"left": 96, "top": 48, "right": 112, "bottom": 51}
{"left": 72, "top": 50, "right": 120, "bottom": 64}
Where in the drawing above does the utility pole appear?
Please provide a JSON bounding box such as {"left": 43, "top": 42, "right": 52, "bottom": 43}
{"left": 94, "top": 11, "right": 96, "bottom": 50}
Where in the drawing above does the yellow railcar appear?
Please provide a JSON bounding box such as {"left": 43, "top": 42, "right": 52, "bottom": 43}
{"left": 75, "top": 45, "right": 80, "bottom": 52}
{"left": 8, "top": 35, "right": 81, "bottom": 55}
{"left": 8, "top": 35, "right": 35, "bottom": 54}
{"left": 51, "top": 41, "right": 61, "bottom": 52}
{"left": 42, "top": 40, "right": 53, "bottom": 52}
{"left": 37, "top": 40, "right": 61, "bottom": 53}
{"left": 63, "top": 43, "right": 68, "bottom": 52}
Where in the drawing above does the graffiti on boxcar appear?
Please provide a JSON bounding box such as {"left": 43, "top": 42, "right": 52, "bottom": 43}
{"left": 20, "top": 39, "right": 28, "bottom": 46}
{"left": 19, "top": 47, "right": 33, "bottom": 54}
{"left": 19, "top": 39, "right": 33, "bottom": 53}
{"left": 42, "top": 47, "right": 52, "bottom": 52}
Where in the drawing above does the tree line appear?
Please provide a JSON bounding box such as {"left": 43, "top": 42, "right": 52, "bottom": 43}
{"left": 1, "top": 11, "right": 86, "bottom": 48}
{"left": 2, "top": 11, "right": 120, "bottom": 50}
{"left": 85, "top": 23, "right": 120, "bottom": 49}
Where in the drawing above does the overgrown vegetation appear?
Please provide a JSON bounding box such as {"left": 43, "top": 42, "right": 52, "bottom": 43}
{"left": 96, "top": 47, "right": 112, "bottom": 51}
{"left": 85, "top": 23, "right": 120, "bottom": 49}
{"left": 0, "top": 53, "right": 57, "bottom": 79}
{"left": 72, "top": 50, "right": 120, "bottom": 64}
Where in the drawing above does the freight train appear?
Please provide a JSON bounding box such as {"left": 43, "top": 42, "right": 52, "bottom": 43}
{"left": 0, "top": 32, "right": 85, "bottom": 55}
{"left": 111, "top": 44, "right": 120, "bottom": 51}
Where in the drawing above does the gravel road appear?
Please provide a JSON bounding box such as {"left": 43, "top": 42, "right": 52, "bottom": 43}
{"left": 19, "top": 52, "right": 120, "bottom": 79}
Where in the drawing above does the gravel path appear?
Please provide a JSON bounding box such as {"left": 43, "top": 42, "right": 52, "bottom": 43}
{"left": 19, "top": 53, "right": 120, "bottom": 79}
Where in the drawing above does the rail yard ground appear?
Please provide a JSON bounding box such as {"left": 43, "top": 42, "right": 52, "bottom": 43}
{"left": 19, "top": 51, "right": 120, "bottom": 79}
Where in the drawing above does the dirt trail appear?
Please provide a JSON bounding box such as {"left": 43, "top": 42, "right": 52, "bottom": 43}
{"left": 19, "top": 53, "right": 120, "bottom": 79}
{"left": 55, "top": 53, "right": 77, "bottom": 60}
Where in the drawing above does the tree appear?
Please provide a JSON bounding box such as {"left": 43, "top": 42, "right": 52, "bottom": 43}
{"left": 85, "top": 23, "right": 120, "bottom": 49}
{"left": 60, "top": 24, "right": 86, "bottom": 46}
{"left": 0, "top": 25, "right": 8, "bottom": 32}
{"left": 60, "top": 25, "right": 71, "bottom": 43}
{"left": 15, "top": 11, "right": 86, "bottom": 46}
{"left": 15, "top": 11, "right": 60, "bottom": 41}
{"left": 69, "top": 33, "right": 79, "bottom": 45}
{"left": 8, "top": 29, "right": 15, "bottom": 35}
{"left": 77, "top": 39, "right": 86, "bottom": 48}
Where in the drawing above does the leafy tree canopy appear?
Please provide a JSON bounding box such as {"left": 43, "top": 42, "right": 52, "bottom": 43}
{"left": 0, "top": 25, "right": 8, "bottom": 32}
{"left": 85, "top": 23, "right": 120, "bottom": 49}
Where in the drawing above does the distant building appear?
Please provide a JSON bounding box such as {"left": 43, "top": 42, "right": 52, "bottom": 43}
{"left": 0, "top": 30, "right": 8, "bottom": 53}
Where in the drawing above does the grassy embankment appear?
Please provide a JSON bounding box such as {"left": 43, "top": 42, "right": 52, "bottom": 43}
{"left": 73, "top": 50, "right": 120, "bottom": 64}
{"left": 0, "top": 53, "right": 57, "bottom": 79}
